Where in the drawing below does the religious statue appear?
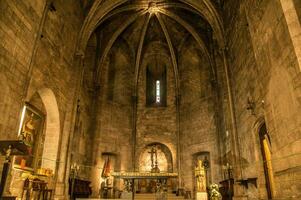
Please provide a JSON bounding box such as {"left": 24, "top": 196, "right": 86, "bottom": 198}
{"left": 209, "top": 184, "right": 221, "bottom": 200}
{"left": 195, "top": 159, "right": 206, "bottom": 192}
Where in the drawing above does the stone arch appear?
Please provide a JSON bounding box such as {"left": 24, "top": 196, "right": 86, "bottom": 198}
{"left": 179, "top": 37, "right": 212, "bottom": 104}
{"left": 253, "top": 119, "right": 275, "bottom": 199}
{"left": 251, "top": 117, "right": 269, "bottom": 172}
{"left": 105, "top": 38, "right": 134, "bottom": 105}
{"left": 36, "top": 88, "right": 61, "bottom": 173}
{"left": 139, "top": 48, "right": 175, "bottom": 107}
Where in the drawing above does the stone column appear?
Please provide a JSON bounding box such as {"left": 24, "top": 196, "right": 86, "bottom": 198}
{"left": 175, "top": 94, "right": 181, "bottom": 187}
{"left": 54, "top": 53, "right": 85, "bottom": 199}
{"left": 132, "top": 95, "right": 138, "bottom": 171}
{"left": 220, "top": 48, "right": 247, "bottom": 200}
{"left": 279, "top": 0, "right": 301, "bottom": 71}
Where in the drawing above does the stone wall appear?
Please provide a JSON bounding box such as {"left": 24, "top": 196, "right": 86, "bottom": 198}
{"left": 294, "top": 0, "right": 301, "bottom": 21}
{"left": 179, "top": 37, "right": 221, "bottom": 192}
{"left": 223, "top": 0, "right": 301, "bottom": 199}
{"left": 136, "top": 41, "right": 177, "bottom": 172}
{"left": 89, "top": 38, "right": 134, "bottom": 196}
{"left": 0, "top": 0, "right": 84, "bottom": 198}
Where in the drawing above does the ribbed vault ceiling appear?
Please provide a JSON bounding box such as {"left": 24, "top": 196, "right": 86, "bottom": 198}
{"left": 86, "top": 0, "right": 222, "bottom": 93}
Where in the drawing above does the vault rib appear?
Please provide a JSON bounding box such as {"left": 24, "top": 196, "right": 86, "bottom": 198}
{"left": 96, "top": 5, "right": 146, "bottom": 29}
{"left": 96, "top": 10, "right": 148, "bottom": 80}
{"left": 79, "top": 0, "right": 127, "bottom": 53}
{"left": 159, "top": 9, "right": 216, "bottom": 79}
{"left": 178, "top": 0, "right": 224, "bottom": 47}
{"left": 156, "top": 13, "right": 179, "bottom": 96}
{"left": 134, "top": 14, "right": 151, "bottom": 96}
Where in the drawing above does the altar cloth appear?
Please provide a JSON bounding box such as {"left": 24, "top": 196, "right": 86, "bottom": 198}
{"left": 196, "top": 192, "right": 208, "bottom": 200}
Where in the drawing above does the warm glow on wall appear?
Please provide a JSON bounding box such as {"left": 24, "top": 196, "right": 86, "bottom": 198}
{"left": 18, "top": 105, "right": 27, "bottom": 136}
{"left": 139, "top": 147, "right": 168, "bottom": 172}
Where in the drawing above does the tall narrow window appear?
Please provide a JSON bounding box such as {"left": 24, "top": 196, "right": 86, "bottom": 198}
{"left": 146, "top": 65, "right": 166, "bottom": 106}
{"left": 156, "top": 80, "right": 160, "bottom": 103}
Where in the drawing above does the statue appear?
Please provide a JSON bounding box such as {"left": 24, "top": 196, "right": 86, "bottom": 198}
{"left": 195, "top": 159, "right": 206, "bottom": 192}
{"left": 209, "top": 184, "right": 221, "bottom": 200}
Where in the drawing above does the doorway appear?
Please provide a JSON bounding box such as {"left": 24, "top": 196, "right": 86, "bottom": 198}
{"left": 259, "top": 123, "right": 275, "bottom": 199}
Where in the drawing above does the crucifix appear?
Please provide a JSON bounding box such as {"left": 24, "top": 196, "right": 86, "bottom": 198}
{"left": 148, "top": 146, "right": 156, "bottom": 170}
{"left": 148, "top": 145, "right": 160, "bottom": 173}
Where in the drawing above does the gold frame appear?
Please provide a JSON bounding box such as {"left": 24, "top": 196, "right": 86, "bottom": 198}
{"left": 13, "top": 103, "right": 45, "bottom": 171}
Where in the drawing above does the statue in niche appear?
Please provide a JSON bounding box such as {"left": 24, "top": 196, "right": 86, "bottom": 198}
{"left": 195, "top": 159, "right": 206, "bottom": 192}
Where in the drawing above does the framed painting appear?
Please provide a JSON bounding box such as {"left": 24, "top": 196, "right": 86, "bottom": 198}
{"left": 14, "top": 103, "right": 44, "bottom": 170}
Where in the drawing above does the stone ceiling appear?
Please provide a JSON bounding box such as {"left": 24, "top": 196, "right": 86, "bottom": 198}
{"left": 79, "top": 0, "right": 225, "bottom": 90}
{"left": 94, "top": 0, "right": 214, "bottom": 74}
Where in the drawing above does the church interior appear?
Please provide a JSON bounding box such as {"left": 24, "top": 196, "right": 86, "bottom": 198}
{"left": 0, "top": 0, "right": 301, "bottom": 199}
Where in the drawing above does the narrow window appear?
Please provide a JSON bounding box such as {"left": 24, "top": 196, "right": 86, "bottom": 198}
{"left": 146, "top": 65, "right": 166, "bottom": 106}
{"left": 156, "top": 80, "right": 160, "bottom": 103}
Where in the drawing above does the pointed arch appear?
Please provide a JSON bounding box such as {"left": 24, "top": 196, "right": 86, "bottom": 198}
{"left": 37, "top": 88, "right": 61, "bottom": 172}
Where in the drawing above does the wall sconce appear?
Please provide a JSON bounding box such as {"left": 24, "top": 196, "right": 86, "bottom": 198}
{"left": 246, "top": 97, "right": 255, "bottom": 115}
{"left": 71, "top": 163, "right": 80, "bottom": 175}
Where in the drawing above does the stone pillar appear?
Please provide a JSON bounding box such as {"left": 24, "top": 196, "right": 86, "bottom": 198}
{"left": 54, "top": 53, "right": 85, "bottom": 199}
{"left": 220, "top": 48, "right": 247, "bottom": 200}
{"left": 279, "top": 0, "right": 301, "bottom": 71}
{"left": 175, "top": 94, "right": 181, "bottom": 187}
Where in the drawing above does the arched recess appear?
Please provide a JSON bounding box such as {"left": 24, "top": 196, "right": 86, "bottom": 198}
{"left": 178, "top": 36, "right": 213, "bottom": 113}
{"left": 105, "top": 38, "right": 134, "bottom": 105}
{"left": 256, "top": 121, "right": 275, "bottom": 199}
{"left": 37, "top": 88, "right": 61, "bottom": 173}
{"left": 192, "top": 151, "right": 211, "bottom": 191}
{"left": 137, "top": 142, "right": 173, "bottom": 173}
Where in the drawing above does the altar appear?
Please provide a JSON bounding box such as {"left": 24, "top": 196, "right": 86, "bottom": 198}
{"left": 99, "top": 144, "right": 179, "bottom": 199}
{"left": 112, "top": 172, "right": 178, "bottom": 200}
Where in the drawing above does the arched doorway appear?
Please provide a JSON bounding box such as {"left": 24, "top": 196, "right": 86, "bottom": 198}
{"left": 10, "top": 88, "right": 61, "bottom": 197}
{"left": 258, "top": 123, "right": 275, "bottom": 199}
